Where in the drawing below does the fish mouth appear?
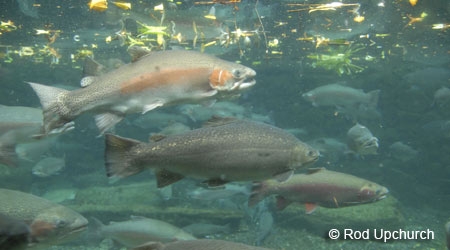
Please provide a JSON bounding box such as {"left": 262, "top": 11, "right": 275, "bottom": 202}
{"left": 376, "top": 189, "right": 389, "bottom": 201}
{"left": 231, "top": 77, "right": 256, "bottom": 91}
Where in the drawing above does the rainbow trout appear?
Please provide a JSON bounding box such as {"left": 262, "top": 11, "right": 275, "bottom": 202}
{"left": 249, "top": 168, "right": 389, "bottom": 213}
{"left": 104, "top": 118, "right": 319, "bottom": 187}
{"left": 28, "top": 47, "right": 256, "bottom": 135}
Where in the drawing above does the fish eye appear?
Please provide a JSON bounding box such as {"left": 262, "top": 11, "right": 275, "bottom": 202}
{"left": 56, "top": 219, "right": 68, "bottom": 228}
{"left": 308, "top": 150, "right": 317, "bottom": 157}
{"left": 232, "top": 69, "right": 242, "bottom": 78}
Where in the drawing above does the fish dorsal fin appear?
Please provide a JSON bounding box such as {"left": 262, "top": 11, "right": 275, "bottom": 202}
{"left": 128, "top": 45, "right": 152, "bottom": 62}
{"left": 83, "top": 57, "right": 105, "bottom": 77}
{"left": 306, "top": 167, "right": 326, "bottom": 175}
{"left": 149, "top": 134, "right": 166, "bottom": 142}
{"left": 203, "top": 116, "right": 237, "bottom": 127}
{"left": 273, "top": 170, "right": 293, "bottom": 182}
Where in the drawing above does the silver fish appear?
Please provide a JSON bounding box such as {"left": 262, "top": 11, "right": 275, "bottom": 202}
{"left": 28, "top": 46, "right": 256, "bottom": 135}
{"left": 388, "top": 141, "right": 418, "bottom": 162}
{"left": 104, "top": 118, "right": 319, "bottom": 187}
{"left": 91, "top": 216, "right": 196, "bottom": 248}
{"left": 302, "top": 83, "right": 380, "bottom": 109}
{"left": 347, "top": 123, "right": 379, "bottom": 155}
{"left": 32, "top": 156, "right": 65, "bottom": 177}
{"left": 433, "top": 86, "right": 450, "bottom": 107}
{"left": 0, "top": 188, "right": 88, "bottom": 248}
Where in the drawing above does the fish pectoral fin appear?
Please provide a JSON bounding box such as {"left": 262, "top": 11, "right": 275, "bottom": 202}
{"left": 95, "top": 113, "right": 124, "bottom": 135}
{"left": 200, "top": 90, "right": 218, "bottom": 97}
{"left": 142, "top": 101, "right": 164, "bottom": 114}
{"left": 275, "top": 196, "right": 292, "bottom": 211}
{"left": 305, "top": 203, "right": 318, "bottom": 214}
{"left": 273, "top": 170, "right": 294, "bottom": 182}
{"left": 204, "top": 178, "right": 229, "bottom": 187}
{"left": 155, "top": 169, "right": 185, "bottom": 188}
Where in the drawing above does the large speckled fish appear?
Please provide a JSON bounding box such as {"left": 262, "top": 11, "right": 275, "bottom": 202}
{"left": 104, "top": 118, "right": 319, "bottom": 187}
{"left": 248, "top": 168, "right": 389, "bottom": 213}
{"left": 0, "top": 188, "right": 88, "bottom": 249}
{"left": 27, "top": 46, "right": 256, "bottom": 135}
{"left": 132, "top": 239, "right": 274, "bottom": 250}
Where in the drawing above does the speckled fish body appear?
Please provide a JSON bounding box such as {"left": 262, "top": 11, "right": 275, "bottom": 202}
{"left": 105, "top": 119, "right": 319, "bottom": 187}
{"left": 0, "top": 188, "right": 88, "bottom": 248}
{"left": 249, "top": 168, "right": 389, "bottom": 212}
{"left": 27, "top": 48, "right": 256, "bottom": 135}
{"left": 132, "top": 239, "right": 274, "bottom": 250}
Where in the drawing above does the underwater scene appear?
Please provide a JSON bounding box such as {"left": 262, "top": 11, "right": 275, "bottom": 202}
{"left": 0, "top": 0, "right": 449, "bottom": 249}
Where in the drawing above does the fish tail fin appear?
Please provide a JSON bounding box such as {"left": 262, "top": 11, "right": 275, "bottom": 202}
{"left": 104, "top": 133, "right": 146, "bottom": 181}
{"left": 0, "top": 143, "right": 18, "bottom": 167}
{"left": 248, "top": 181, "right": 269, "bottom": 207}
{"left": 26, "top": 82, "right": 74, "bottom": 135}
{"left": 368, "top": 89, "right": 380, "bottom": 108}
{"left": 89, "top": 217, "right": 105, "bottom": 239}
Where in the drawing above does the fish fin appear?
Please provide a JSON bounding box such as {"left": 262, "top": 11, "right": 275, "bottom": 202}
{"left": 82, "top": 57, "right": 105, "bottom": 77}
{"left": 273, "top": 170, "right": 293, "bottom": 182}
{"left": 149, "top": 134, "right": 166, "bottom": 142}
{"left": 367, "top": 89, "right": 380, "bottom": 108}
{"left": 95, "top": 113, "right": 124, "bottom": 135}
{"left": 27, "top": 82, "right": 72, "bottom": 135}
{"left": 104, "top": 133, "right": 146, "bottom": 179}
{"left": 200, "top": 90, "right": 218, "bottom": 97}
{"left": 205, "top": 178, "right": 229, "bottom": 187}
{"left": 305, "top": 203, "right": 318, "bottom": 214}
{"left": 143, "top": 101, "right": 164, "bottom": 114}
{"left": 132, "top": 242, "right": 165, "bottom": 250}
{"left": 128, "top": 45, "right": 152, "bottom": 62}
{"left": 0, "top": 144, "right": 18, "bottom": 167}
{"left": 155, "top": 169, "right": 185, "bottom": 188}
{"left": 275, "top": 196, "right": 292, "bottom": 211}
{"left": 248, "top": 182, "right": 268, "bottom": 207}
{"left": 203, "top": 116, "right": 237, "bottom": 127}
{"left": 80, "top": 76, "right": 97, "bottom": 88}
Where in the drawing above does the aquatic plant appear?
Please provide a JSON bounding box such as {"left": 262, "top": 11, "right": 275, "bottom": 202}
{"left": 307, "top": 45, "right": 365, "bottom": 76}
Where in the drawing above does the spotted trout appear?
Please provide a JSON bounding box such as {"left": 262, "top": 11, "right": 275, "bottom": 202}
{"left": 0, "top": 188, "right": 88, "bottom": 249}
{"left": 27, "top": 46, "right": 256, "bottom": 135}
{"left": 104, "top": 118, "right": 319, "bottom": 187}
{"left": 248, "top": 168, "right": 389, "bottom": 213}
